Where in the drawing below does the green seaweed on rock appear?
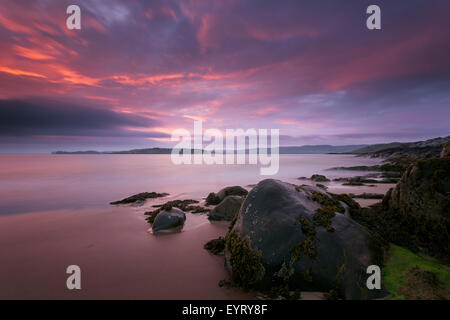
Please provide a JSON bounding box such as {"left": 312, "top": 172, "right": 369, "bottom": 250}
{"left": 290, "top": 216, "right": 317, "bottom": 261}
{"left": 225, "top": 230, "right": 265, "bottom": 288}
{"left": 311, "top": 191, "right": 345, "bottom": 213}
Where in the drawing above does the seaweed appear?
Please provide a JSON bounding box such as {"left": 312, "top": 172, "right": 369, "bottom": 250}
{"left": 311, "top": 191, "right": 345, "bottom": 213}
{"left": 290, "top": 216, "right": 317, "bottom": 261}
{"left": 204, "top": 237, "right": 225, "bottom": 255}
{"left": 313, "top": 206, "right": 337, "bottom": 232}
{"left": 225, "top": 231, "right": 265, "bottom": 288}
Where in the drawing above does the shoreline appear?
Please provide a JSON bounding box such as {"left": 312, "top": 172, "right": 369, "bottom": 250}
{"left": 0, "top": 154, "right": 402, "bottom": 299}
{"left": 0, "top": 179, "right": 393, "bottom": 299}
{"left": 0, "top": 207, "right": 250, "bottom": 300}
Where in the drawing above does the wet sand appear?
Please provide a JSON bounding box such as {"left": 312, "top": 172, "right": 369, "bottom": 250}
{"left": 0, "top": 182, "right": 393, "bottom": 300}
{"left": 0, "top": 206, "right": 251, "bottom": 300}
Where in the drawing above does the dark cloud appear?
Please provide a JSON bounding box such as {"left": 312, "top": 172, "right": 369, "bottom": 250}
{"left": 0, "top": 99, "right": 162, "bottom": 137}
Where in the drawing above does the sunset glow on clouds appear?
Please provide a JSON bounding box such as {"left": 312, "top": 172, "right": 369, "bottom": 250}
{"left": 0, "top": 0, "right": 449, "bottom": 152}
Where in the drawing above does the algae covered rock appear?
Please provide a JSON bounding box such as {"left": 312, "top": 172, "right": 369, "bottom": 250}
{"left": 152, "top": 208, "right": 186, "bottom": 233}
{"left": 385, "top": 157, "right": 450, "bottom": 218}
{"left": 372, "top": 157, "right": 450, "bottom": 261}
{"left": 310, "top": 174, "right": 330, "bottom": 182}
{"left": 206, "top": 186, "right": 248, "bottom": 206}
{"left": 205, "top": 192, "right": 222, "bottom": 205}
{"left": 204, "top": 237, "right": 226, "bottom": 255}
{"left": 224, "top": 179, "right": 388, "bottom": 299}
{"left": 208, "top": 196, "right": 243, "bottom": 221}
{"left": 110, "top": 192, "right": 169, "bottom": 205}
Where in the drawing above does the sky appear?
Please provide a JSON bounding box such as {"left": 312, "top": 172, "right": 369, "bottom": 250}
{"left": 0, "top": 0, "right": 449, "bottom": 153}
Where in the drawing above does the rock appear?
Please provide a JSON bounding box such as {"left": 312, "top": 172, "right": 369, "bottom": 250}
{"left": 353, "top": 157, "right": 450, "bottom": 263}
{"left": 110, "top": 192, "right": 169, "bottom": 205}
{"left": 205, "top": 192, "right": 221, "bottom": 205}
{"left": 145, "top": 199, "right": 208, "bottom": 224}
{"left": 342, "top": 181, "right": 365, "bottom": 186}
{"left": 206, "top": 186, "right": 248, "bottom": 205}
{"left": 152, "top": 208, "right": 186, "bottom": 233}
{"left": 385, "top": 157, "right": 449, "bottom": 218}
{"left": 204, "top": 237, "right": 226, "bottom": 255}
{"left": 208, "top": 196, "right": 243, "bottom": 221}
{"left": 310, "top": 174, "right": 330, "bottom": 182}
{"left": 224, "top": 179, "right": 388, "bottom": 300}
{"left": 382, "top": 157, "right": 449, "bottom": 259}
{"left": 316, "top": 183, "right": 328, "bottom": 190}
{"left": 217, "top": 186, "right": 248, "bottom": 200}
{"left": 350, "top": 193, "right": 384, "bottom": 199}
{"left": 336, "top": 176, "right": 379, "bottom": 185}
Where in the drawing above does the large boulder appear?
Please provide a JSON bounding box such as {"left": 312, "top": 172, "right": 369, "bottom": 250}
{"left": 152, "top": 208, "right": 186, "bottom": 233}
{"left": 385, "top": 157, "right": 450, "bottom": 218}
{"left": 206, "top": 186, "right": 248, "bottom": 205}
{"left": 378, "top": 157, "right": 450, "bottom": 260}
{"left": 208, "top": 196, "right": 243, "bottom": 221}
{"left": 224, "top": 179, "right": 388, "bottom": 300}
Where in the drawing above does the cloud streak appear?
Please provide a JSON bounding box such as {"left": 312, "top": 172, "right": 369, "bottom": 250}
{"left": 0, "top": 0, "right": 448, "bottom": 152}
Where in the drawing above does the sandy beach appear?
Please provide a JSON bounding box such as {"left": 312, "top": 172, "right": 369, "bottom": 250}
{"left": 0, "top": 206, "right": 251, "bottom": 300}
{"left": 0, "top": 183, "right": 394, "bottom": 300}
{"left": 0, "top": 154, "right": 395, "bottom": 299}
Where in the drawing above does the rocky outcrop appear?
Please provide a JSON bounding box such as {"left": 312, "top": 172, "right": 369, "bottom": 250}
{"left": 381, "top": 157, "right": 449, "bottom": 259}
{"left": 385, "top": 157, "right": 449, "bottom": 218}
{"left": 152, "top": 208, "right": 186, "bottom": 233}
{"left": 224, "top": 179, "right": 388, "bottom": 300}
{"left": 110, "top": 192, "right": 169, "bottom": 205}
{"left": 353, "top": 156, "right": 450, "bottom": 262}
{"left": 310, "top": 174, "right": 330, "bottom": 182}
{"left": 208, "top": 196, "right": 243, "bottom": 221}
{"left": 205, "top": 186, "right": 248, "bottom": 205}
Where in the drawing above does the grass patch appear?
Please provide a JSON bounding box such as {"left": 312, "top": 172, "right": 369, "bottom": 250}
{"left": 383, "top": 244, "right": 450, "bottom": 299}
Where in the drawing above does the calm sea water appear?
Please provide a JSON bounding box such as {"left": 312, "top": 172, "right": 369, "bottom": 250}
{"left": 0, "top": 154, "right": 380, "bottom": 216}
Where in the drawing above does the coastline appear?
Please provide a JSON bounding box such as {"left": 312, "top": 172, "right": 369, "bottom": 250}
{"left": 0, "top": 179, "right": 392, "bottom": 300}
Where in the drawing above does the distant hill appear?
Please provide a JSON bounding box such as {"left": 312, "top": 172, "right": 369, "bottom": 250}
{"left": 53, "top": 150, "right": 104, "bottom": 154}
{"left": 351, "top": 136, "right": 450, "bottom": 158}
{"left": 52, "top": 137, "right": 450, "bottom": 156}
{"left": 52, "top": 145, "right": 367, "bottom": 155}
{"left": 279, "top": 145, "right": 367, "bottom": 154}
{"left": 53, "top": 148, "right": 173, "bottom": 155}
{"left": 112, "top": 147, "right": 173, "bottom": 154}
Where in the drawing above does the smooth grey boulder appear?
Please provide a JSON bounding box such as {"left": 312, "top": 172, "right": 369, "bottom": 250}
{"left": 225, "top": 179, "right": 388, "bottom": 300}
{"left": 152, "top": 208, "right": 186, "bottom": 233}
{"left": 208, "top": 196, "right": 243, "bottom": 221}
